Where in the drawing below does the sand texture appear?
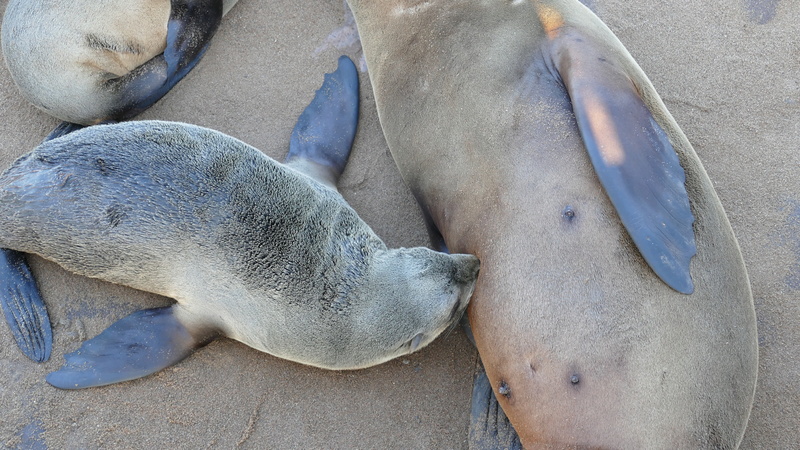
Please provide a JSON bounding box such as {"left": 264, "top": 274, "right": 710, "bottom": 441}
{"left": 0, "top": 0, "right": 797, "bottom": 448}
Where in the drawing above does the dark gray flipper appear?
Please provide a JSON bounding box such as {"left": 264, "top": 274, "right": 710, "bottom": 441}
{"left": 286, "top": 55, "right": 359, "bottom": 186}
{"left": 44, "top": 122, "right": 86, "bottom": 142}
{"left": 469, "top": 365, "right": 523, "bottom": 450}
{"left": 552, "top": 30, "right": 696, "bottom": 294}
{"left": 46, "top": 306, "right": 215, "bottom": 389}
{"left": 0, "top": 113, "right": 101, "bottom": 362}
{"left": 0, "top": 249, "right": 52, "bottom": 362}
{"left": 106, "top": 0, "right": 223, "bottom": 120}
{"left": 44, "top": 120, "right": 118, "bottom": 142}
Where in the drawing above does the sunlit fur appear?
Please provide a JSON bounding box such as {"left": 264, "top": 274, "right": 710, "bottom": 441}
{"left": 0, "top": 121, "right": 479, "bottom": 370}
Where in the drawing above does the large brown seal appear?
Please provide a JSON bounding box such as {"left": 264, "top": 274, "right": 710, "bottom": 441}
{"left": 0, "top": 57, "right": 480, "bottom": 389}
{"left": 1, "top": 0, "right": 239, "bottom": 126}
{"left": 344, "top": 0, "right": 758, "bottom": 447}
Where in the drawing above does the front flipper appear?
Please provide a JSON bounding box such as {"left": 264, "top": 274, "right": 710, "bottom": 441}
{"left": 285, "top": 55, "right": 359, "bottom": 189}
{"left": 0, "top": 249, "right": 52, "bottom": 362}
{"left": 46, "top": 306, "right": 215, "bottom": 389}
{"left": 550, "top": 30, "right": 696, "bottom": 294}
{"left": 469, "top": 364, "right": 522, "bottom": 450}
{"left": 107, "top": 0, "right": 224, "bottom": 120}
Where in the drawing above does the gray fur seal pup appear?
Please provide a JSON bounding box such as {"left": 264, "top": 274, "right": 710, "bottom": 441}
{"left": 0, "top": 56, "right": 480, "bottom": 389}
{"left": 1, "top": 0, "right": 239, "bottom": 126}
{"left": 344, "top": 0, "right": 758, "bottom": 447}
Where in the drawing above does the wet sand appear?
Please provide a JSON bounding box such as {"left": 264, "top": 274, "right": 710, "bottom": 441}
{"left": 0, "top": 0, "right": 797, "bottom": 448}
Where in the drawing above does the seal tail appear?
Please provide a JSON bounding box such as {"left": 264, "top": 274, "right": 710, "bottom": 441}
{"left": 0, "top": 248, "right": 52, "bottom": 362}
{"left": 285, "top": 55, "right": 359, "bottom": 188}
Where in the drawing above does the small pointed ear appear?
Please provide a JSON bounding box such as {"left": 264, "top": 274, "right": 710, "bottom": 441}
{"left": 47, "top": 306, "right": 216, "bottom": 389}
{"left": 549, "top": 29, "right": 696, "bottom": 294}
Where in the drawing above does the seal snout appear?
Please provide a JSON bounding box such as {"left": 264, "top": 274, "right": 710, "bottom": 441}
{"left": 452, "top": 253, "right": 480, "bottom": 305}
{"left": 447, "top": 254, "right": 480, "bottom": 322}
{"left": 452, "top": 253, "right": 481, "bottom": 285}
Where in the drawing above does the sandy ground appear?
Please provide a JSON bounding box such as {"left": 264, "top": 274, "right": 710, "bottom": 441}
{"left": 0, "top": 0, "right": 797, "bottom": 448}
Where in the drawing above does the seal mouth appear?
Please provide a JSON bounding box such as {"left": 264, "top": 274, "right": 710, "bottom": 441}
{"left": 451, "top": 269, "right": 478, "bottom": 323}
{"left": 442, "top": 298, "right": 468, "bottom": 341}
{"left": 448, "top": 298, "right": 463, "bottom": 323}
{"left": 448, "top": 289, "right": 470, "bottom": 323}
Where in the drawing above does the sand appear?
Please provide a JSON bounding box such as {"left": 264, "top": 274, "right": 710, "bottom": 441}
{"left": 0, "top": 0, "right": 797, "bottom": 448}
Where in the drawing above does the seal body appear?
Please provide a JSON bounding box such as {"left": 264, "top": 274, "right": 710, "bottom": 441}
{"left": 345, "top": 0, "right": 758, "bottom": 447}
{"left": 0, "top": 120, "right": 479, "bottom": 387}
{"left": 1, "top": 0, "right": 239, "bottom": 125}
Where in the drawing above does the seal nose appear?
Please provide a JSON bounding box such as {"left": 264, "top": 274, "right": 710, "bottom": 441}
{"left": 452, "top": 254, "right": 481, "bottom": 285}
{"left": 448, "top": 254, "right": 480, "bottom": 322}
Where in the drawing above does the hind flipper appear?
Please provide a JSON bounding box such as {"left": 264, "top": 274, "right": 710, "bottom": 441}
{"left": 43, "top": 122, "right": 87, "bottom": 142}
{"left": 106, "top": 0, "right": 224, "bottom": 120}
{"left": 550, "top": 29, "right": 696, "bottom": 294}
{"left": 43, "top": 120, "right": 119, "bottom": 143}
{"left": 469, "top": 363, "right": 523, "bottom": 449}
{"left": 285, "top": 55, "right": 359, "bottom": 189}
{"left": 46, "top": 306, "right": 215, "bottom": 389}
{"left": 0, "top": 249, "right": 52, "bottom": 362}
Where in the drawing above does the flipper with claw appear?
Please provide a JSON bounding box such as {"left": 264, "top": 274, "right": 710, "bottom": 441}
{"left": 0, "top": 249, "right": 52, "bottom": 362}
{"left": 469, "top": 364, "right": 523, "bottom": 450}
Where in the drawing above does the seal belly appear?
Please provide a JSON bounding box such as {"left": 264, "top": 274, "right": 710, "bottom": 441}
{"left": 452, "top": 81, "right": 756, "bottom": 446}
{"left": 471, "top": 222, "right": 755, "bottom": 447}
{"left": 455, "top": 105, "right": 649, "bottom": 445}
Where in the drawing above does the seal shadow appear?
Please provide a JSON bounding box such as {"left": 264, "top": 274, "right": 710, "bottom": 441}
{"left": 744, "top": 0, "right": 780, "bottom": 24}
{"left": 782, "top": 201, "right": 800, "bottom": 290}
